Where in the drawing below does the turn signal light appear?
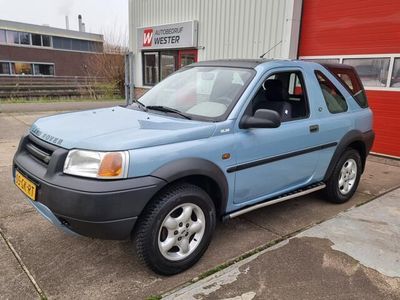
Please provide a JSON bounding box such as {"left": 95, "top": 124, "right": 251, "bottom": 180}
{"left": 98, "top": 153, "right": 123, "bottom": 177}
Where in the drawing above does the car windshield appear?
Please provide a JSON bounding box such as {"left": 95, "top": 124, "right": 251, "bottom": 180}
{"left": 137, "top": 66, "right": 255, "bottom": 121}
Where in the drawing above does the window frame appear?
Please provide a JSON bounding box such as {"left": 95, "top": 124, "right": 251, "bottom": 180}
{"left": 323, "top": 65, "right": 369, "bottom": 108}
{"left": 142, "top": 51, "right": 160, "bottom": 86}
{"left": 0, "top": 60, "right": 55, "bottom": 76}
{"left": 242, "top": 69, "right": 311, "bottom": 123}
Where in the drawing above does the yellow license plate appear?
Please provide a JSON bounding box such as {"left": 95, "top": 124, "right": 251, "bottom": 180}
{"left": 15, "top": 171, "right": 37, "bottom": 201}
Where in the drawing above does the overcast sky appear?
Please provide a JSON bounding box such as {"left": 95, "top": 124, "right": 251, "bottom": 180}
{"left": 0, "top": 0, "right": 129, "bottom": 43}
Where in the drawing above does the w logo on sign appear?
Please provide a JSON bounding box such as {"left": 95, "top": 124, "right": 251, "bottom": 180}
{"left": 143, "top": 28, "right": 153, "bottom": 47}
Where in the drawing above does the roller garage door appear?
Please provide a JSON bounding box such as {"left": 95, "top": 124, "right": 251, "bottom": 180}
{"left": 299, "top": 0, "right": 400, "bottom": 157}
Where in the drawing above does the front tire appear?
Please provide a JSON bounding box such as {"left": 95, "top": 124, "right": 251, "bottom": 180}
{"left": 325, "top": 148, "right": 362, "bottom": 203}
{"left": 134, "top": 183, "right": 216, "bottom": 275}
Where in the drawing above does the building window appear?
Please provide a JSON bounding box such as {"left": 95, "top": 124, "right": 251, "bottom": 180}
{"left": 0, "top": 29, "right": 6, "bottom": 43}
{"left": 6, "top": 31, "right": 19, "bottom": 44}
{"left": 31, "top": 34, "right": 42, "bottom": 46}
{"left": 391, "top": 58, "right": 400, "bottom": 88}
{"left": 343, "top": 58, "right": 390, "bottom": 87}
{"left": 0, "top": 62, "right": 11, "bottom": 75}
{"left": 19, "top": 32, "right": 30, "bottom": 45}
{"left": 143, "top": 52, "right": 159, "bottom": 86}
{"left": 33, "top": 64, "right": 54, "bottom": 76}
{"left": 13, "top": 62, "right": 33, "bottom": 75}
{"left": 42, "top": 35, "right": 51, "bottom": 47}
{"left": 315, "top": 71, "right": 348, "bottom": 113}
{"left": 53, "top": 36, "right": 100, "bottom": 52}
{"left": 142, "top": 49, "right": 198, "bottom": 86}
{"left": 160, "top": 51, "right": 177, "bottom": 81}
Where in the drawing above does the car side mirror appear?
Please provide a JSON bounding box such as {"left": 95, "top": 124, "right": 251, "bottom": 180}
{"left": 240, "top": 109, "right": 281, "bottom": 129}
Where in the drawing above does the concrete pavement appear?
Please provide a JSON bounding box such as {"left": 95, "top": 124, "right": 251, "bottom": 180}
{"left": 166, "top": 188, "right": 400, "bottom": 300}
{"left": 0, "top": 108, "right": 399, "bottom": 299}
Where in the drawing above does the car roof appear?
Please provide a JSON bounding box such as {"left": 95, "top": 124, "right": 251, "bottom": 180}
{"left": 190, "top": 59, "right": 273, "bottom": 69}
{"left": 189, "top": 59, "right": 357, "bottom": 71}
{"left": 321, "top": 63, "right": 355, "bottom": 70}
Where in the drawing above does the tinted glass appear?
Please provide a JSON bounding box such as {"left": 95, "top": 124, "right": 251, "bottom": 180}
{"left": 6, "top": 31, "right": 19, "bottom": 44}
{"left": 14, "top": 62, "right": 33, "bottom": 75}
{"left": 72, "top": 39, "right": 88, "bottom": 51}
{"left": 32, "top": 34, "right": 42, "bottom": 46}
{"left": 315, "top": 71, "right": 348, "bottom": 113}
{"left": 0, "top": 62, "right": 10, "bottom": 75}
{"left": 42, "top": 35, "right": 51, "bottom": 47}
{"left": 343, "top": 58, "right": 390, "bottom": 87}
{"left": 33, "top": 64, "right": 54, "bottom": 76}
{"left": 0, "top": 29, "right": 6, "bottom": 43}
{"left": 19, "top": 32, "right": 30, "bottom": 45}
{"left": 391, "top": 58, "right": 400, "bottom": 87}
{"left": 139, "top": 67, "right": 254, "bottom": 120}
{"left": 326, "top": 66, "right": 368, "bottom": 108}
{"left": 53, "top": 36, "right": 71, "bottom": 50}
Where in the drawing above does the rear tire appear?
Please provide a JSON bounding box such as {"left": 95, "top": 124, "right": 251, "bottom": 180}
{"left": 134, "top": 183, "right": 216, "bottom": 275}
{"left": 325, "top": 148, "right": 362, "bottom": 203}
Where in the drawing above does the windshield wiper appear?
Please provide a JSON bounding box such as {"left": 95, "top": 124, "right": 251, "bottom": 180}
{"left": 146, "top": 105, "right": 192, "bottom": 120}
{"left": 134, "top": 99, "right": 148, "bottom": 111}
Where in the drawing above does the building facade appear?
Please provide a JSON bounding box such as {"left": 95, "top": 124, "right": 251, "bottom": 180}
{"left": 0, "top": 19, "right": 104, "bottom": 77}
{"left": 129, "top": 0, "right": 400, "bottom": 158}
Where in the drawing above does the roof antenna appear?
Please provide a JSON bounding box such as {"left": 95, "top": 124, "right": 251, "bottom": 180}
{"left": 259, "top": 40, "right": 282, "bottom": 58}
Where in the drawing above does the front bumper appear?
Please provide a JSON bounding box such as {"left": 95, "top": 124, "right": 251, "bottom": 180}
{"left": 13, "top": 134, "right": 166, "bottom": 240}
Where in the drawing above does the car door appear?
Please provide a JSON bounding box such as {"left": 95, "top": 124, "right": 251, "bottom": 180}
{"left": 232, "top": 68, "right": 325, "bottom": 205}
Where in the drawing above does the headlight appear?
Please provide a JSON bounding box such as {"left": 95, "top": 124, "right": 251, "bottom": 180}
{"left": 63, "top": 150, "right": 129, "bottom": 179}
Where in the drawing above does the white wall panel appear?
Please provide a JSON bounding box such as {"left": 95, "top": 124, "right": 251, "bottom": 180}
{"left": 129, "top": 0, "right": 302, "bottom": 86}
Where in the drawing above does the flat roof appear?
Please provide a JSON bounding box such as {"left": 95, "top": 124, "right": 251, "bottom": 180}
{"left": 0, "top": 19, "right": 103, "bottom": 42}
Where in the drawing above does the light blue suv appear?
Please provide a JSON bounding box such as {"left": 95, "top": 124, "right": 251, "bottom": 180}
{"left": 13, "top": 59, "right": 374, "bottom": 274}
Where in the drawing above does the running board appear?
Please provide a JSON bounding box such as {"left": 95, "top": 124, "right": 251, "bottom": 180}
{"left": 224, "top": 182, "right": 326, "bottom": 220}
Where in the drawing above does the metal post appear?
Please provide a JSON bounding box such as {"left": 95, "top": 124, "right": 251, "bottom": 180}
{"left": 124, "top": 54, "right": 129, "bottom": 105}
{"left": 124, "top": 52, "right": 135, "bottom": 105}
{"left": 129, "top": 52, "right": 135, "bottom": 105}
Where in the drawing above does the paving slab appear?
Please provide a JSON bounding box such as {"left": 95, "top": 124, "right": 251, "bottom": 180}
{"left": 167, "top": 189, "right": 400, "bottom": 300}
{"left": 0, "top": 141, "right": 19, "bottom": 168}
{"left": 0, "top": 209, "right": 277, "bottom": 299}
{"left": 358, "top": 160, "right": 400, "bottom": 196}
{"left": 0, "top": 235, "right": 38, "bottom": 300}
{"left": 300, "top": 188, "right": 400, "bottom": 278}
{"left": 0, "top": 115, "right": 29, "bottom": 141}
{"left": 242, "top": 191, "right": 371, "bottom": 237}
{"left": 0, "top": 167, "right": 34, "bottom": 219}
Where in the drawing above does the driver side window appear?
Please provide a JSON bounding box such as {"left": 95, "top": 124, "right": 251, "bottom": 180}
{"left": 246, "top": 70, "right": 309, "bottom": 122}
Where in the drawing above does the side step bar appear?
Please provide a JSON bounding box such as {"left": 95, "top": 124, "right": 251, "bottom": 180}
{"left": 224, "top": 182, "right": 326, "bottom": 220}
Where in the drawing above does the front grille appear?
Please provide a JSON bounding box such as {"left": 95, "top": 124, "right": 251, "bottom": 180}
{"left": 25, "top": 135, "right": 58, "bottom": 165}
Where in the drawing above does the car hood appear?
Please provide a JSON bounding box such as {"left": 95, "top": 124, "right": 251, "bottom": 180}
{"left": 30, "top": 106, "right": 216, "bottom": 151}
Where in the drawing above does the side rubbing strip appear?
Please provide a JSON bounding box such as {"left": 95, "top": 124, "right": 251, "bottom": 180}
{"left": 227, "top": 142, "right": 337, "bottom": 173}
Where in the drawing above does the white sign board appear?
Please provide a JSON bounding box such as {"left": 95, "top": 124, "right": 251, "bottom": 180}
{"left": 137, "top": 21, "right": 198, "bottom": 50}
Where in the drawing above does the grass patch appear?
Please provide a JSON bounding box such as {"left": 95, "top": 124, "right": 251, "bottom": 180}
{"left": 146, "top": 295, "right": 162, "bottom": 300}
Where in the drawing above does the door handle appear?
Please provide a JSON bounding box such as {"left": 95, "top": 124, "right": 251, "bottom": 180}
{"left": 309, "top": 124, "right": 319, "bottom": 133}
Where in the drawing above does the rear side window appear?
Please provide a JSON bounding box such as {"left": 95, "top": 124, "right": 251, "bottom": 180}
{"left": 315, "top": 71, "right": 348, "bottom": 114}
{"left": 325, "top": 66, "right": 368, "bottom": 108}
